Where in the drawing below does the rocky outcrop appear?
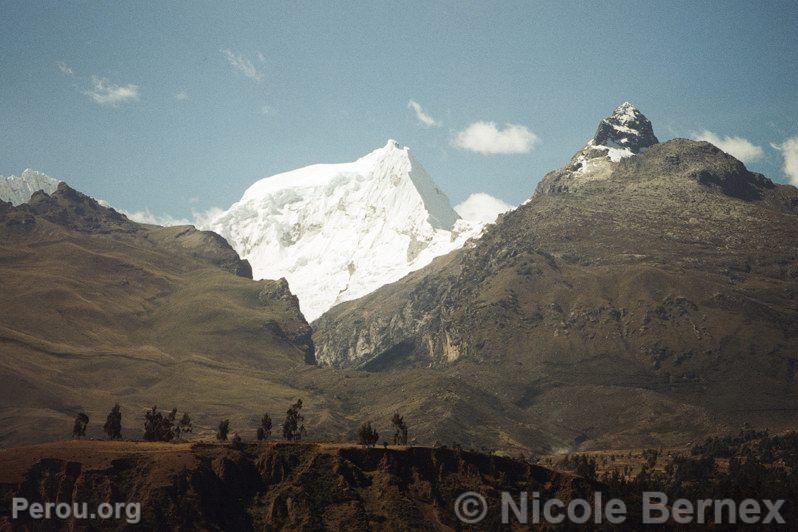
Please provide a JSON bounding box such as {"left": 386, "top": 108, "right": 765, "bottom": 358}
{"left": 259, "top": 279, "right": 316, "bottom": 364}
{"left": 590, "top": 101, "right": 658, "bottom": 155}
{"left": 0, "top": 441, "right": 591, "bottom": 530}
{"left": 539, "top": 102, "right": 659, "bottom": 194}
{"left": 19, "top": 182, "right": 137, "bottom": 233}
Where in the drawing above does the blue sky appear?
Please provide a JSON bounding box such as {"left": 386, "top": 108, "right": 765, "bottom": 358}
{"left": 1, "top": 1, "right": 797, "bottom": 221}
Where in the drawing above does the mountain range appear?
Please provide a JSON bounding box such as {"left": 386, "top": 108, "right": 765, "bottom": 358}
{"left": 0, "top": 169, "right": 59, "bottom": 206}
{"left": 313, "top": 103, "right": 798, "bottom": 449}
{"left": 1, "top": 103, "right": 796, "bottom": 453}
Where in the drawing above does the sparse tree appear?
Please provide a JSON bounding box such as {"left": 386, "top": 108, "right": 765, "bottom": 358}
{"left": 391, "top": 413, "right": 408, "bottom": 445}
{"left": 231, "top": 432, "right": 243, "bottom": 449}
{"left": 72, "top": 413, "right": 89, "bottom": 438}
{"left": 103, "top": 404, "right": 122, "bottom": 439}
{"left": 281, "top": 399, "right": 306, "bottom": 441}
{"left": 144, "top": 406, "right": 175, "bottom": 442}
{"left": 217, "top": 419, "right": 230, "bottom": 441}
{"left": 642, "top": 449, "right": 659, "bottom": 469}
{"left": 168, "top": 408, "right": 180, "bottom": 439}
{"left": 179, "top": 412, "right": 192, "bottom": 439}
{"left": 257, "top": 413, "right": 272, "bottom": 441}
{"left": 358, "top": 421, "right": 379, "bottom": 447}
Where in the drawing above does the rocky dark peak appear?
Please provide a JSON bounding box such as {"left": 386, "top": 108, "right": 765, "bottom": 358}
{"left": 591, "top": 101, "right": 658, "bottom": 154}
{"left": 22, "top": 181, "right": 136, "bottom": 232}
{"left": 558, "top": 102, "right": 660, "bottom": 176}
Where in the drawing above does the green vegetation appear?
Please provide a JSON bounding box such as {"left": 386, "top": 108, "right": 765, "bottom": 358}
{"left": 391, "top": 412, "right": 408, "bottom": 445}
{"left": 216, "top": 419, "right": 230, "bottom": 441}
{"left": 144, "top": 406, "right": 176, "bottom": 442}
{"left": 71, "top": 413, "right": 89, "bottom": 439}
{"left": 556, "top": 430, "right": 798, "bottom": 525}
{"left": 357, "top": 422, "right": 379, "bottom": 447}
{"left": 281, "top": 399, "right": 306, "bottom": 441}
{"left": 256, "top": 413, "right": 272, "bottom": 441}
{"left": 103, "top": 404, "right": 122, "bottom": 439}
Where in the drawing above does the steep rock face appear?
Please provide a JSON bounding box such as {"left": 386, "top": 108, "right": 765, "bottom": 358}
{"left": 207, "top": 140, "right": 481, "bottom": 320}
{"left": 0, "top": 169, "right": 60, "bottom": 206}
{"left": 0, "top": 441, "right": 592, "bottom": 530}
{"left": 313, "top": 105, "right": 798, "bottom": 449}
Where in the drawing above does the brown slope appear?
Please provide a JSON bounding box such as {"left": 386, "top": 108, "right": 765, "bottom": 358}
{"left": 0, "top": 182, "right": 548, "bottom": 453}
{"left": 0, "top": 183, "right": 317, "bottom": 446}
{"left": 313, "top": 135, "right": 798, "bottom": 451}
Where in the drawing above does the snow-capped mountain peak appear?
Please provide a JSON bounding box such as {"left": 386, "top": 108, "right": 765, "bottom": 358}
{"left": 207, "top": 140, "right": 481, "bottom": 321}
{"left": 0, "top": 169, "right": 61, "bottom": 205}
{"left": 567, "top": 102, "right": 659, "bottom": 174}
{"left": 592, "top": 102, "right": 658, "bottom": 154}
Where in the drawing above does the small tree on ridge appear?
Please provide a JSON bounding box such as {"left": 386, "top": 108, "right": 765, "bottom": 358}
{"left": 257, "top": 413, "right": 272, "bottom": 441}
{"left": 282, "top": 399, "right": 306, "bottom": 441}
{"left": 103, "top": 404, "right": 122, "bottom": 439}
{"left": 358, "top": 421, "right": 379, "bottom": 448}
{"left": 72, "top": 413, "right": 89, "bottom": 439}
{"left": 217, "top": 419, "right": 230, "bottom": 441}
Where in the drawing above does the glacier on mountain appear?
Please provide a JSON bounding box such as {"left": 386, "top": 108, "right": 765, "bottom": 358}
{"left": 206, "top": 140, "right": 485, "bottom": 321}
{"left": 0, "top": 169, "right": 60, "bottom": 205}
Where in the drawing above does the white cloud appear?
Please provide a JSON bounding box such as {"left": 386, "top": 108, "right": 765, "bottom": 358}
{"left": 772, "top": 136, "right": 798, "bottom": 186}
{"left": 693, "top": 130, "right": 764, "bottom": 163}
{"left": 84, "top": 76, "right": 140, "bottom": 106}
{"left": 407, "top": 100, "right": 439, "bottom": 127}
{"left": 454, "top": 193, "right": 514, "bottom": 224}
{"left": 119, "top": 204, "right": 227, "bottom": 229}
{"left": 192, "top": 207, "right": 226, "bottom": 229}
{"left": 256, "top": 51, "right": 266, "bottom": 63}
{"left": 453, "top": 122, "right": 538, "bottom": 154}
{"left": 175, "top": 91, "right": 189, "bottom": 101}
{"left": 56, "top": 61, "right": 74, "bottom": 76}
{"left": 122, "top": 208, "right": 191, "bottom": 227}
{"left": 221, "top": 49, "right": 263, "bottom": 82}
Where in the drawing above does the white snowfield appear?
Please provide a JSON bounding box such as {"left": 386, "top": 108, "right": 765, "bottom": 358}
{"left": 207, "top": 140, "right": 484, "bottom": 321}
{"left": 0, "top": 169, "right": 60, "bottom": 206}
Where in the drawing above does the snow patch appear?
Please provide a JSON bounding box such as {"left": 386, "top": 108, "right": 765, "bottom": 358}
{"left": 0, "top": 169, "right": 60, "bottom": 205}
{"left": 205, "top": 140, "right": 483, "bottom": 321}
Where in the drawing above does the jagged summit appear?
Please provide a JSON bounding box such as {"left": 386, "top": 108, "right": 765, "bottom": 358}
{"left": 0, "top": 169, "right": 60, "bottom": 206}
{"left": 207, "top": 140, "right": 481, "bottom": 320}
{"left": 591, "top": 102, "right": 658, "bottom": 154}
{"left": 535, "top": 102, "right": 660, "bottom": 194}
{"left": 568, "top": 102, "right": 659, "bottom": 172}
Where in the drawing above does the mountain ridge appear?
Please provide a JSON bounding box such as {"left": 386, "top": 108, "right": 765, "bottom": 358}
{"left": 0, "top": 182, "right": 318, "bottom": 447}
{"left": 312, "top": 104, "right": 798, "bottom": 450}
{"left": 0, "top": 169, "right": 60, "bottom": 206}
